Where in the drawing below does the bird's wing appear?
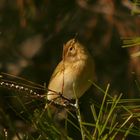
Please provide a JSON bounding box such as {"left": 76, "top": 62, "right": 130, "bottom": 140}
{"left": 49, "top": 61, "right": 64, "bottom": 82}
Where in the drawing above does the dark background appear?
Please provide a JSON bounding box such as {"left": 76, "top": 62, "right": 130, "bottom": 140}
{"left": 0, "top": 0, "right": 140, "bottom": 139}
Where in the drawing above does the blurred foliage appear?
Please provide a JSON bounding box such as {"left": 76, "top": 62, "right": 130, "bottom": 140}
{"left": 122, "top": 37, "right": 140, "bottom": 57}
{"left": 0, "top": 0, "right": 140, "bottom": 139}
{"left": 131, "top": 0, "right": 140, "bottom": 15}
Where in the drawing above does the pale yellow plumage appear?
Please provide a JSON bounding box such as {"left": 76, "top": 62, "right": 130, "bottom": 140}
{"left": 47, "top": 39, "right": 95, "bottom": 102}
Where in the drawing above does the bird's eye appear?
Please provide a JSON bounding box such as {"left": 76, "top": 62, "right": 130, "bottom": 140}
{"left": 67, "top": 44, "right": 76, "bottom": 56}
{"left": 69, "top": 46, "right": 73, "bottom": 51}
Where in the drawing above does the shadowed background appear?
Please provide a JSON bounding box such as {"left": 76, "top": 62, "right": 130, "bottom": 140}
{"left": 0, "top": 0, "right": 140, "bottom": 139}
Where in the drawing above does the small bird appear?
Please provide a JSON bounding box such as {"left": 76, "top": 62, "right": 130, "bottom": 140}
{"left": 47, "top": 39, "right": 95, "bottom": 104}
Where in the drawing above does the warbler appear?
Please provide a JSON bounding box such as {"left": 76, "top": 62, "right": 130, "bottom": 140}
{"left": 47, "top": 39, "right": 95, "bottom": 103}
